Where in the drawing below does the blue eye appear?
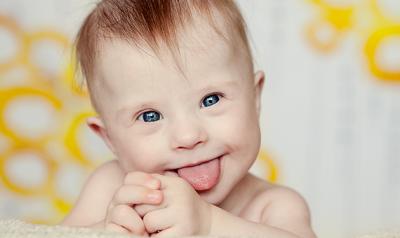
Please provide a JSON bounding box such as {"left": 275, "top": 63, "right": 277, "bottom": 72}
{"left": 137, "top": 111, "right": 162, "bottom": 122}
{"left": 202, "top": 94, "right": 220, "bottom": 107}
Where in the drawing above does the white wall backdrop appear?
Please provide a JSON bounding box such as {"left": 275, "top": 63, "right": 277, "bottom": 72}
{"left": 0, "top": 1, "right": 399, "bottom": 238}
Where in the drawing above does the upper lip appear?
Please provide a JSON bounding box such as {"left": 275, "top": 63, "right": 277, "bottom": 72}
{"left": 171, "top": 154, "right": 224, "bottom": 170}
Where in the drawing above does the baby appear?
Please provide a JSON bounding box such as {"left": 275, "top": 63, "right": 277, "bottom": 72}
{"left": 62, "top": 0, "right": 316, "bottom": 237}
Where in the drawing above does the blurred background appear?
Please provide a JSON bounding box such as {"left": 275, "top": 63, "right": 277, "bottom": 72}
{"left": 0, "top": 0, "right": 399, "bottom": 237}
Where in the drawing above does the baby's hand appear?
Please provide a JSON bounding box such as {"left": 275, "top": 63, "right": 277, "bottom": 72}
{"left": 135, "top": 172, "right": 212, "bottom": 237}
{"left": 104, "top": 171, "right": 163, "bottom": 236}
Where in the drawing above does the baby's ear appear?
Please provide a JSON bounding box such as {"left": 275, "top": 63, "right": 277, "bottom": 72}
{"left": 86, "top": 116, "right": 116, "bottom": 154}
{"left": 253, "top": 70, "right": 265, "bottom": 116}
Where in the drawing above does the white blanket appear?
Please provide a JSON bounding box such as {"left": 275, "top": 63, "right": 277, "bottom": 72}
{"left": 1, "top": 219, "right": 400, "bottom": 238}
{"left": 0, "top": 219, "right": 134, "bottom": 238}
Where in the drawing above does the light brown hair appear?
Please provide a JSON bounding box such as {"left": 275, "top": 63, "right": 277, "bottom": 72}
{"left": 75, "top": 0, "right": 252, "bottom": 109}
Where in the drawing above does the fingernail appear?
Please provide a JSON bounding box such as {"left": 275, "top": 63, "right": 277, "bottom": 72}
{"left": 147, "top": 191, "right": 161, "bottom": 202}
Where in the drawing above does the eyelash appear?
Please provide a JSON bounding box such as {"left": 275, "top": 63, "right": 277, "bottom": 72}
{"left": 136, "top": 110, "right": 163, "bottom": 122}
{"left": 200, "top": 92, "right": 224, "bottom": 108}
{"left": 135, "top": 92, "right": 224, "bottom": 122}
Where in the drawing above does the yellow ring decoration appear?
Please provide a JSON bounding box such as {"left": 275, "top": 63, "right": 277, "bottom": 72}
{"left": 0, "top": 145, "right": 57, "bottom": 196}
{"left": 65, "top": 112, "right": 96, "bottom": 168}
{"left": 51, "top": 195, "right": 72, "bottom": 215}
{"left": 257, "top": 149, "right": 279, "bottom": 183}
{"left": 0, "top": 87, "right": 62, "bottom": 143}
{"left": 364, "top": 26, "right": 400, "bottom": 82}
{"left": 306, "top": 17, "right": 343, "bottom": 53}
{"left": 306, "top": 0, "right": 354, "bottom": 52}
{"left": 0, "top": 15, "right": 25, "bottom": 73}
{"left": 369, "top": 0, "right": 400, "bottom": 25}
{"left": 22, "top": 30, "right": 70, "bottom": 82}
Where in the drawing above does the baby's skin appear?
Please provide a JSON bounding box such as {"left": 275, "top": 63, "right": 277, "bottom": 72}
{"left": 62, "top": 15, "right": 316, "bottom": 238}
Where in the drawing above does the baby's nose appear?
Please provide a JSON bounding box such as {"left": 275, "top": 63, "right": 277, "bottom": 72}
{"left": 169, "top": 117, "right": 208, "bottom": 150}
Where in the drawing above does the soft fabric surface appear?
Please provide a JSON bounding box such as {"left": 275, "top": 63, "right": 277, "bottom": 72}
{"left": 0, "top": 219, "right": 233, "bottom": 238}
{"left": 0, "top": 219, "right": 134, "bottom": 238}
{"left": 356, "top": 230, "right": 400, "bottom": 238}
{"left": 1, "top": 219, "right": 399, "bottom": 238}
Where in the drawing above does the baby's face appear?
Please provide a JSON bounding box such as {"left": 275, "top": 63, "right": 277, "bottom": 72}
{"left": 90, "top": 35, "right": 264, "bottom": 204}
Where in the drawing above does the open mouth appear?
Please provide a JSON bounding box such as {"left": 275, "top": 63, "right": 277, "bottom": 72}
{"left": 175, "top": 155, "right": 223, "bottom": 191}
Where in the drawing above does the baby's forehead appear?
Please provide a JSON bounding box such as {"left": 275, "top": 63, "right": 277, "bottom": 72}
{"left": 96, "top": 32, "right": 238, "bottom": 81}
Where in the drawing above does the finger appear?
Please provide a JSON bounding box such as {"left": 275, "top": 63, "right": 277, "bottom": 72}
{"left": 163, "top": 170, "right": 179, "bottom": 177}
{"left": 135, "top": 203, "right": 167, "bottom": 218}
{"left": 112, "top": 184, "right": 163, "bottom": 206}
{"left": 125, "top": 171, "right": 161, "bottom": 189}
{"left": 150, "top": 173, "right": 176, "bottom": 188}
{"left": 151, "top": 173, "right": 190, "bottom": 193}
{"left": 108, "top": 204, "right": 146, "bottom": 235}
{"left": 105, "top": 222, "right": 130, "bottom": 234}
{"left": 143, "top": 209, "right": 172, "bottom": 234}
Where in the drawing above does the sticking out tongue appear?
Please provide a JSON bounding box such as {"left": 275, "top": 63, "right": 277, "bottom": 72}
{"left": 177, "top": 158, "right": 220, "bottom": 191}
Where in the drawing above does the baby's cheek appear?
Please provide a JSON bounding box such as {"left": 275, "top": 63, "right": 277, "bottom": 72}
{"left": 117, "top": 144, "right": 164, "bottom": 172}
{"left": 118, "top": 155, "right": 162, "bottom": 173}
{"left": 213, "top": 112, "right": 256, "bottom": 144}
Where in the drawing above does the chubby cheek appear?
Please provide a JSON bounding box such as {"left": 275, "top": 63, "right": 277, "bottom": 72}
{"left": 212, "top": 103, "right": 260, "bottom": 158}
{"left": 110, "top": 129, "right": 166, "bottom": 173}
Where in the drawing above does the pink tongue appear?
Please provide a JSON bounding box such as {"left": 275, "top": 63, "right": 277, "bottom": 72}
{"left": 177, "top": 158, "right": 220, "bottom": 191}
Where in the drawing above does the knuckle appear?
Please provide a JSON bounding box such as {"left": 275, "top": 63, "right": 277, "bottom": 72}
{"left": 142, "top": 214, "right": 158, "bottom": 234}
{"left": 134, "top": 204, "right": 145, "bottom": 217}
{"left": 135, "top": 187, "right": 149, "bottom": 200}
{"left": 142, "top": 214, "right": 152, "bottom": 226}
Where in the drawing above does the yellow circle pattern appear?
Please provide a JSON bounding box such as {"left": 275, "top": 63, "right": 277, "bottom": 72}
{"left": 0, "top": 87, "right": 62, "bottom": 144}
{"left": 0, "top": 146, "right": 57, "bottom": 196}
{"left": 0, "top": 15, "right": 25, "bottom": 73}
{"left": 65, "top": 112, "right": 96, "bottom": 168}
{"left": 365, "top": 26, "right": 400, "bottom": 82}
{"left": 306, "top": 0, "right": 400, "bottom": 82}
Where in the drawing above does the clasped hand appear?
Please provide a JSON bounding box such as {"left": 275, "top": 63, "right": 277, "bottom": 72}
{"left": 104, "top": 171, "right": 212, "bottom": 237}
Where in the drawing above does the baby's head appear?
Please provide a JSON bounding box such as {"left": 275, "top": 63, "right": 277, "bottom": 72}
{"left": 76, "top": 0, "right": 264, "bottom": 204}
